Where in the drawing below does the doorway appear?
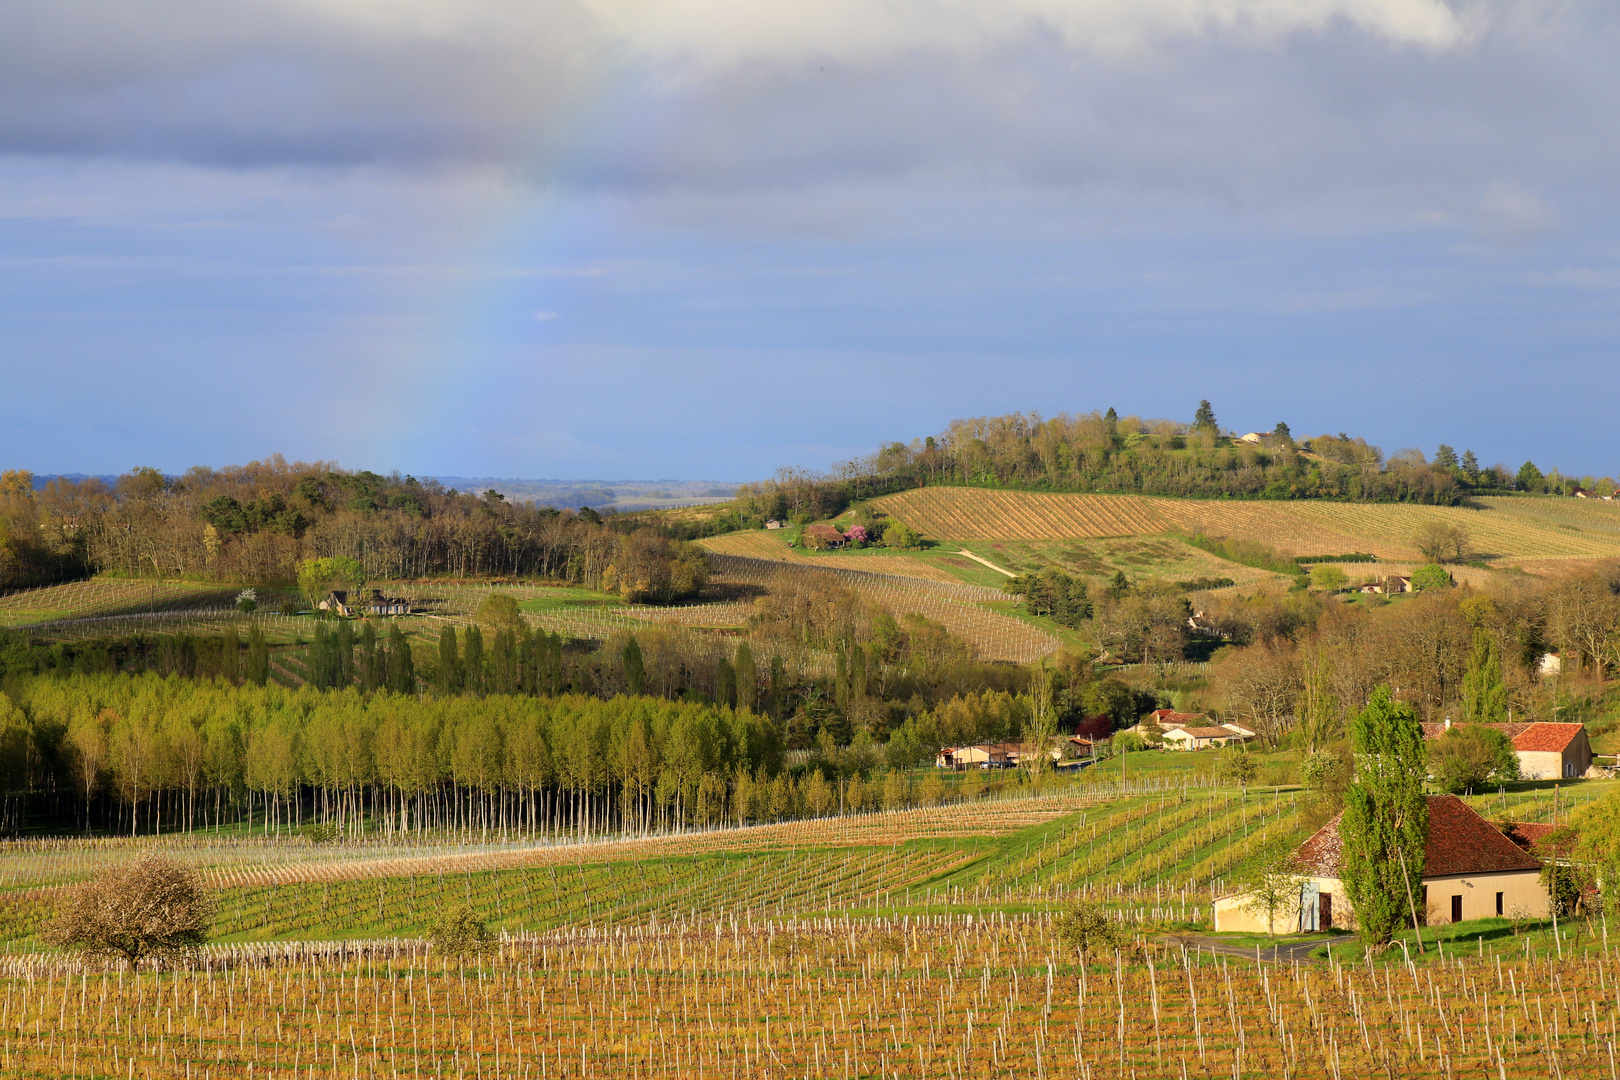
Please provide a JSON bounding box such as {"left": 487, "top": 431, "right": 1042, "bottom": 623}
{"left": 1451, "top": 894, "right": 1463, "bottom": 923}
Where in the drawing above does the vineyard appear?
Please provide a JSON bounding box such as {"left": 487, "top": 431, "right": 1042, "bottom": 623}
{"left": 1, "top": 769, "right": 1615, "bottom": 1078}
{"left": 697, "top": 532, "right": 969, "bottom": 584}
{"left": 707, "top": 555, "right": 1060, "bottom": 663}
{"left": 876, "top": 488, "right": 1620, "bottom": 565}
{"left": 1, "top": 896, "right": 1618, "bottom": 1078}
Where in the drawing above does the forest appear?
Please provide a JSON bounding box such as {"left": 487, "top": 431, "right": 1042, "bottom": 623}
{"left": 0, "top": 461, "right": 708, "bottom": 594}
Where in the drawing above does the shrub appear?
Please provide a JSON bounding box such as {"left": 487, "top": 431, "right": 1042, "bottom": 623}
{"left": 427, "top": 903, "right": 495, "bottom": 959}
{"left": 1427, "top": 723, "right": 1518, "bottom": 793}
{"left": 235, "top": 588, "right": 257, "bottom": 613}
{"left": 882, "top": 522, "right": 923, "bottom": 550}
{"left": 46, "top": 853, "right": 213, "bottom": 969}
{"left": 1410, "top": 564, "right": 1452, "bottom": 592}
{"left": 1054, "top": 902, "right": 1125, "bottom": 957}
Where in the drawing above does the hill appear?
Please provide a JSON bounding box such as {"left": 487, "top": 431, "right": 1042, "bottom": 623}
{"left": 873, "top": 488, "right": 1620, "bottom": 569}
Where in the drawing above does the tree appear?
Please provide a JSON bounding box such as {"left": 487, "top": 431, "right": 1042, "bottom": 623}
{"left": 623, "top": 635, "right": 645, "bottom": 696}
{"left": 386, "top": 622, "right": 415, "bottom": 694}
{"left": 427, "top": 903, "right": 495, "bottom": 960}
{"left": 245, "top": 625, "right": 270, "bottom": 686}
{"left": 1427, "top": 724, "right": 1518, "bottom": 794}
{"left": 1272, "top": 421, "right": 1292, "bottom": 443}
{"left": 1242, "top": 851, "right": 1306, "bottom": 936}
{"left": 477, "top": 593, "right": 525, "bottom": 635}
{"left": 1054, "top": 901, "right": 1125, "bottom": 958}
{"left": 1309, "top": 565, "right": 1348, "bottom": 593}
{"left": 1460, "top": 629, "right": 1508, "bottom": 726}
{"left": 1340, "top": 685, "right": 1428, "bottom": 947}
{"left": 1433, "top": 445, "right": 1459, "bottom": 471}
{"left": 1193, "top": 399, "right": 1218, "bottom": 432}
{"left": 1460, "top": 450, "right": 1480, "bottom": 484}
{"left": 1410, "top": 564, "right": 1452, "bottom": 592}
{"left": 1217, "top": 748, "right": 1260, "bottom": 795}
{"left": 296, "top": 555, "right": 363, "bottom": 608}
{"left": 1517, "top": 461, "right": 1545, "bottom": 492}
{"left": 46, "top": 853, "right": 213, "bottom": 969}
{"left": 882, "top": 521, "right": 922, "bottom": 550}
{"left": 437, "top": 627, "right": 461, "bottom": 693}
{"left": 734, "top": 643, "right": 757, "bottom": 711}
{"left": 1414, "top": 521, "right": 1471, "bottom": 564}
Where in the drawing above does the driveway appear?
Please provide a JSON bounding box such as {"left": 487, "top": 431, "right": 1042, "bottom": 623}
{"left": 1160, "top": 932, "right": 1349, "bottom": 964}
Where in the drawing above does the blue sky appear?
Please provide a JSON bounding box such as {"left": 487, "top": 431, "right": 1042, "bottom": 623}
{"left": 2, "top": 0, "right": 1618, "bottom": 481}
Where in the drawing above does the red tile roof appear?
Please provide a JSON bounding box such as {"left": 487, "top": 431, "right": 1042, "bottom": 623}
{"left": 1169, "top": 727, "right": 1239, "bottom": 740}
{"left": 1295, "top": 794, "right": 1541, "bottom": 878}
{"left": 1150, "top": 709, "right": 1205, "bottom": 727}
{"left": 1511, "top": 723, "right": 1586, "bottom": 753}
{"left": 1420, "top": 721, "right": 1532, "bottom": 741}
{"left": 1501, "top": 822, "right": 1558, "bottom": 853}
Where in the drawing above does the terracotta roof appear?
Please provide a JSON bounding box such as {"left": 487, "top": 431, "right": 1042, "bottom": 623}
{"left": 1512, "top": 723, "right": 1586, "bottom": 753}
{"left": 1419, "top": 721, "right": 1532, "bottom": 741}
{"left": 1501, "top": 822, "right": 1558, "bottom": 853}
{"left": 1296, "top": 794, "right": 1541, "bottom": 879}
{"left": 1167, "top": 727, "right": 1238, "bottom": 740}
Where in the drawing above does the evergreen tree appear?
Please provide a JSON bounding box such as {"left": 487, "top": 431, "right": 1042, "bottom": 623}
{"left": 220, "top": 628, "right": 239, "bottom": 685}
{"left": 1340, "top": 685, "right": 1429, "bottom": 946}
{"left": 358, "top": 621, "right": 382, "bottom": 691}
{"left": 1108, "top": 570, "right": 1131, "bottom": 599}
{"left": 1517, "top": 461, "right": 1545, "bottom": 492}
{"left": 734, "top": 642, "right": 757, "bottom": 712}
{"left": 623, "top": 634, "right": 645, "bottom": 696}
{"left": 716, "top": 657, "right": 736, "bottom": 709}
{"left": 1460, "top": 449, "right": 1480, "bottom": 484}
{"left": 769, "top": 654, "right": 787, "bottom": 719}
{"left": 335, "top": 621, "right": 354, "bottom": 687}
{"left": 436, "top": 627, "right": 461, "bottom": 694}
{"left": 462, "top": 626, "right": 485, "bottom": 695}
{"left": 1434, "top": 444, "right": 1459, "bottom": 471}
{"left": 1461, "top": 629, "right": 1508, "bottom": 726}
{"left": 850, "top": 644, "right": 867, "bottom": 699}
{"left": 1272, "top": 421, "right": 1292, "bottom": 442}
{"left": 1193, "top": 399, "right": 1218, "bottom": 432}
{"left": 245, "top": 625, "right": 270, "bottom": 687}
{"left": 386, "top": 623, "right": 415, "bottom": 694}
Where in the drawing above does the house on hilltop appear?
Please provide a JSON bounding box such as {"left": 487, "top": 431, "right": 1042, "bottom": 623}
{"left": 1420, "top": 718, "right": 1592, "bottom": 779}
{"left": 317, "top": 591, "right": 353, "bottom": 617}
{"left": 365, "top": 589, "right": 410, "bottom": 616}
{"left": 1213, "top": 794, "right": 1549, "bottom": 932}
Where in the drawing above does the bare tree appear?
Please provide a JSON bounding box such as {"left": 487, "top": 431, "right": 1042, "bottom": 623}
{"left": 47, "top": 853, "right": 213, "bottom": 969}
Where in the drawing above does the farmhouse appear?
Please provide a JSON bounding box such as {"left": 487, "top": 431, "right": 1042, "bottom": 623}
{"left": 764, "top": 519, "right": 786, "bottom": 530}
{"left": 1213, "top": 794, "right": 1549, "bottom": 933}
{"left": 316, "top": 591, "right": 353, "bottom": 617}
{"left": 1127, "top": 710, "right": 1255, "bottom": 750}
{"left": 1358, "top": 575, "right": 1413, "bottom": 595}
{"left": 1161, "top": 726, "right": 1245, "bottom": 751}
{"left": 1420, "top": 719, "right": 1593, "bottom": 779}
{"left": 801, "top": 523, "right": 846, "bottom": 549}
{"left": 935, "top": 743, "right": 1018, "bottom": 770}
{"left": 365, "top": 589, "right": 410, "bottom": 616}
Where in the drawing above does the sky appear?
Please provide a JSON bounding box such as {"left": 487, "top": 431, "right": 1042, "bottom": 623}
{"left": 2, "top": 0, "right": 1619, "bottom": 481}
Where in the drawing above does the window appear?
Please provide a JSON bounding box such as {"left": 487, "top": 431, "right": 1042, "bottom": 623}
{"left": 1496, "top": 892, "right": 1504, "bottom": 916}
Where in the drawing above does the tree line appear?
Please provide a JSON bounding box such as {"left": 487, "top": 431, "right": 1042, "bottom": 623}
{"left": 0, "top": 670, "right": 1087, "bottom": 839}
{"left": 0, "top": 459, "right": 708, "bottom": 597}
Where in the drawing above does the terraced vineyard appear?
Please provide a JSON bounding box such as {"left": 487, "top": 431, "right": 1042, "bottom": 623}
{"left": 877, "top": 488, "right": 1620, "bottom": 565}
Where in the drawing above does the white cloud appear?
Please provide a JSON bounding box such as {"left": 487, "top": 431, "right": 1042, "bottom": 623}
{"left": 1477, "top": 181, "right": 1558, "bottom": 245}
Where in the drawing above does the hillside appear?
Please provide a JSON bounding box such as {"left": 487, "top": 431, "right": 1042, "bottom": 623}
{"left": 873, "top": 488, "right": 1620, "bottom": 568}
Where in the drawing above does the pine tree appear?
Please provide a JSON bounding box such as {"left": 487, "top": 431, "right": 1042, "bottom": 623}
{"left": 1461, "top": 629, "right": 1508, "bottom": 726}
{"left": 623, "top": 634, "right": 645, "bottom": 696}
{"left": 1461, "top": 449, "right": 1480, "bottom": 484}
{"left": 335, "top": 621, "right": 354, "bottom": 686}
{"left": 358, "top": 622, "right": 381, "bottom": 691}
{"left": 734, "top": 642, "right": 757, "bottom": 712}
{"left": 1193, "top": 399, "right": 1217, "bottom": 431}
{"left": 1434, "top": 444, "right": 1459, "bottom": 471}
{"left": 1340, "top": 685, "right": 1429, "bottom": 946}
